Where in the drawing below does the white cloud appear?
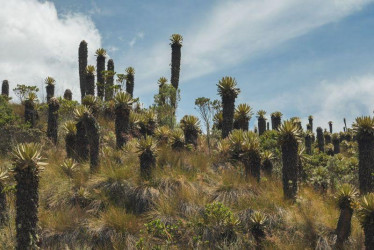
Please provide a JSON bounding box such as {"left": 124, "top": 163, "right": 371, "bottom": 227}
{"left": 0, "top": 0, "right": 101, "bottom": 101}
{"left": 127, "top": 0, "right": 372, "bottom": 96}
{"left": 129, "top": 32, "right": 145, "bottom": 47}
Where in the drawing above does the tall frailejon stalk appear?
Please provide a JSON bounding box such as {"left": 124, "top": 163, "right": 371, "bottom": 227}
{"left": 334, "top": 184, "right": 357, "bottom": 249}
{"left": 217, "top": 76, "right": 240, "bottom": 138}
{"left": 316, "top": 127, "right": 325, "bottom": 153}
{"left": 45, "top": 76, "right": 55, "bottom": 102}
{"left": 305, "top": 131, "right": 313, "bottom": 155}
{"left": 85, "top": 65, "right": 96, "bottom": 96}
{"left": 257, "top": 110, "right": 267, "bottom": 136}
{"left": 2, "top": 80, "right": 9, "bottom": 98}
{"left": 105, "top": 59, "right": 115, "bottom": 101}
{"left": 0, "top": 170, "right": 9, "bottom": 226}
{"left": 136, "top": 136, "right": 157, "bottom": 180}
{"left": 125, "top": 67, "right": 135, "bottom": 97}
{"left": 308, "top": 115, "right": 313, "bottom": 132}
{"left": 47, "top": 97, "right": 60, "bottom": 145}
{"left": 79, "top": 40, "right": 88, "bottom": 101}
{"left": 278, "top": 120, "right": 302, "bottom": 200}
{"left": 24, "top": 93, "right": 37, "bottom": 128}
{"left": 357, "top": 193, "right": 374, "bottom": 249}
{"left": 329, "top": 121, "right": 333, "bottom": 133}
{"left": 233, "top": 104, "right": 253, "bottom": 131}
{"left": 74, "top": 106, "right": 89, "bottom": 162}
{"left": 114, "top": 92, "right": 133, "bottom": 148}
{"left": 180, "top": 115, "right": 201, "bottom": 148}
{"left": 324, "top": 130, "right": 332, "bottom": 144}
{"left": 11, "top": 143, "right": 46, "bottom": 250}
{"left": 64, "top": 89, "right": 72, "bottom": 100}
{"left": 353, "top": 116, "right": 374, "bottom": 194}
{"left": 95, "top": 48, "right": 107, "bottom": 100}
{"left": 170, "top": 34, "right": 183, "bottom": 108}
{"left": 332, "top": 133, "right": 340, "bottom": 154}
{"left": 63, "top": 121, "right": 77, "bottom": 159}
{"left": 271, "top": 111, "right": 282, "bottom": 130}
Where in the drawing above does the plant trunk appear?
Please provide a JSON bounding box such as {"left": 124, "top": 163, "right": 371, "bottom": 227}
{"left": 86, "top": 74, "right": 95, "bottom": 96}
{"left": 115, "top": 106, "right": 130, "bottom": 149}
{"left": 333, "top": 138, "right": 340, "bottom": 154}
{"left": 105, "top": 59, "right": 114, "bottom": 101}
{"left": 0, "top": 183, "right": 7, "bottom": 226}
{"left": 47, "top": 98, "right": 59, "bottom": 145}
{"left": 24, "top": 100, "right": 36, "bottom": 128}
{"left": 184, "top": 129, "right": 198, "bottom": 148}
{"left": 221, "top": 95, "right": 235, "bottom": 138}
{"left": 262, "top": 159, "right": 273, "bottom": 176}
{"left": 316, "top": 127, "right": 324, "bottom": 153}
{"left": 79, "top": 41, "right": 88, "bottom": 102}
{"left": 64, "top": 89, "right": 72, "bottom": 100}
{"left": 65, "top": 133, "right": 76, "bottom": 159}
{"left": 305, "top": 134, "right": 312, "bottom": 155}
{"left": 364, "top": 223, "right": 374, "bottom": 250}
{"left": 357, "top": 135, "right": 374, "bottom": 194}
{"left": 1, "top": 80, "right": 9, "bottom": 97}
{"left": 243, "top": 151, "right": 261, "bottom": 182}
{"left": 46, "top": 84, "right": 54, "bottom": 102}
{"left": 258, "top": 118, "right": 266, "bottom": 136}
{"left": 335, "top": 205, "right": 353, "bottom": 249}
{"left": 272, "top": 116, "right": 281, "bottom": 130}
{"left": 83, "top": 114, "right": 100, "bottom": 172}
{"left": 75, "top": 120, "right": 89, "bottom": 162}
{"left": 126, "top": 74, "right": 134, "bottom": 97}
{"left": 140, "top": 151, "right": 156, "bottom": 180}
{"left": 171, "top": 43, "right": 181, "bottom": 90}
{"left": 308, "top": 118, "right": 313, "bottom": 132}
{"left": 281, "top": 138, "right": 298, "bottom": 200}
{"left": 15, "top": 167, "right": 40, "bottom": 250}
{"left": 97, "top": 55, "right": 105, "bottom": 100}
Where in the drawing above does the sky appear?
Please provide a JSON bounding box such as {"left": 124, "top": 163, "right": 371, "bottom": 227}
{"left": 1, "top": 0, "right": 374, "bottom": 132}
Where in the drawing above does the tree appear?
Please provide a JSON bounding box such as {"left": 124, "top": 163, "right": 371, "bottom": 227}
{"left": 2, "top": 80, "right": 9, "bottom": 98}
{"left": 278, "top": 120, "right": 302, "bottom": 200}
{"left": 217, "top": 77, "right": 240, "bottom": 138}
{"left": 334, "top": 184, "right": 357, "bottom": 249}
{"left": 234, "top": 104, "right": 253, "bottom": 131}
{"left": 125, "top": 67, "right": 135, "bottom": 97}
{"left": 11, "top": 143, "right": 46, "bottom": 250}
{"left": 271, "top": 111, "right": 282, "bottom": 130}
{"left": 194, "top": 97, "right": 217, "bottom": 152}
{"left": 45, "top": 76, "right": 55, "bottom": 102}
{"left": 79, "top": 40, "right": 88, "bottom": 101}
{"left": 114, "top": 92, "right": 133, "bottom": 148}
{"left": 13, "top": 84, "right": 39, "bottom": 103}
{"left": 105, "top": 59, "right": 115, "bottom": 101}
{"left": 47, "top": 97, "right": 60, "bottom": 145}
{"left": 257, "top": 110, "right": 267, "bottom": 136}
{"left": 136, "top": 136, "right": 157, "bottom": 180}
{"left": 353, "top": 116, "right": 374, "bottom": 194}
{"left": 95, "top": 48, "right": 107, "bottom": 100}
{"left": 86, "top": 65, "right": 96, "bottom": 96}
{"left": 180, "top": 115, "right": 201, "bottom": 148}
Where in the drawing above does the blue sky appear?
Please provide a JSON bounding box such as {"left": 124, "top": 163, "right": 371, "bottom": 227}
{"left": 1, "top": 0, "right": 374, "bottom": 131}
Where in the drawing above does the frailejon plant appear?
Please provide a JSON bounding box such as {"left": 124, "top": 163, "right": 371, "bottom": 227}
{"left": 74, "top": 106, "right": 90, "bottom": 162}
{"left": 357, "top": 193, "right": 374, "bottom": 249}
{"left": 170, "top": 34, "right": 183, "bottom": 108}
{"left": 180, "top": 115, "right": 201, "bottom": 148}
{"left": 240, "top": 131, "right": 261, "bottom": 182}
{"left": 154, "top": 126, "right": 170, "bottom": 145}
{"left": 305, "top": 131, "right": 313, "bottom": 155}
{"left": 257, "top": 110, "right": 267, "bottom": 136}
{"left": 47, "top": 97, "right": 60, "bottom": 145}
{"left": 278, "top": 120, "right": 302, "bottom": 200}
{"left": 217, "top": 77, "right": 240, "bottom": 138}
{"left": 139, "top": 109, "right": 157, "bottom": 137}
{"left": 63, "top": 89, "right": 72, "bottom": 100}
{"left": 271, "top": 111, "right": 282, "bottom": 130}
{"left": 136, "top": 136, "right": 157, "bottom": 180}
{"left": 63, "top": 121, "right": 77, "bottom": 159}
{"left": 250, "top": 211, "right": 267, "bottom": 248}
{"left": 332, "top": 133, "right": 340, "bottom": 154}
{"left": 308, "top": 115, "right": 313, "bottom": 132}
{"left": 1, "top": 80, "right": 9, "bottom": 98}
{"left": 11, "top": 143, "right": 46, "bottom": 250}
{"left": 261, "top": 151, "right": 274, "bottom": 176}
{"left": 86, "top": 65, "right": 96, "bottom": 96}
{"left": 82, "top": 95, "right": 99, "bottom": 117}
{"left": 329, "top": 121, "right": 333, "bottom": 133}
{"left": 79, "top": 40, "right": 88, "bottom": 101}
{"left": 45, "top": 76, "right": 55, "bottom": 102}
{"left": 170, "top": 128, "right": 185, "bottom": 151}
{"left": 353, "top": 116, "right": 374, "bottom": 194}
{"left": 316, "top": 127, "right": 325, "bottom": 153}
{"left": 334, "top": 183, "right": 357, "bottom": 249}
{"left": 105, "top": 59, "right": 115, "bottom": 101}
{"left": 0, "top": 169, "right": 9, "bottom": 226}
{"left": 24, "top": 92, "right": 37, "bottom": 128}
{"left": 95, "top": 48, "right": 107, "bottom": 100}
{"left": 125, "top": 67, "right": 135, "bottom": 97}
{"left": 234, "top": 104, "right": 253, "bottom": 131}
{"left": 324, "top": 130, "right": 332, "bottom": 144}
{"left": 114, "top": 92, "right": 133, "bottom": 148}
